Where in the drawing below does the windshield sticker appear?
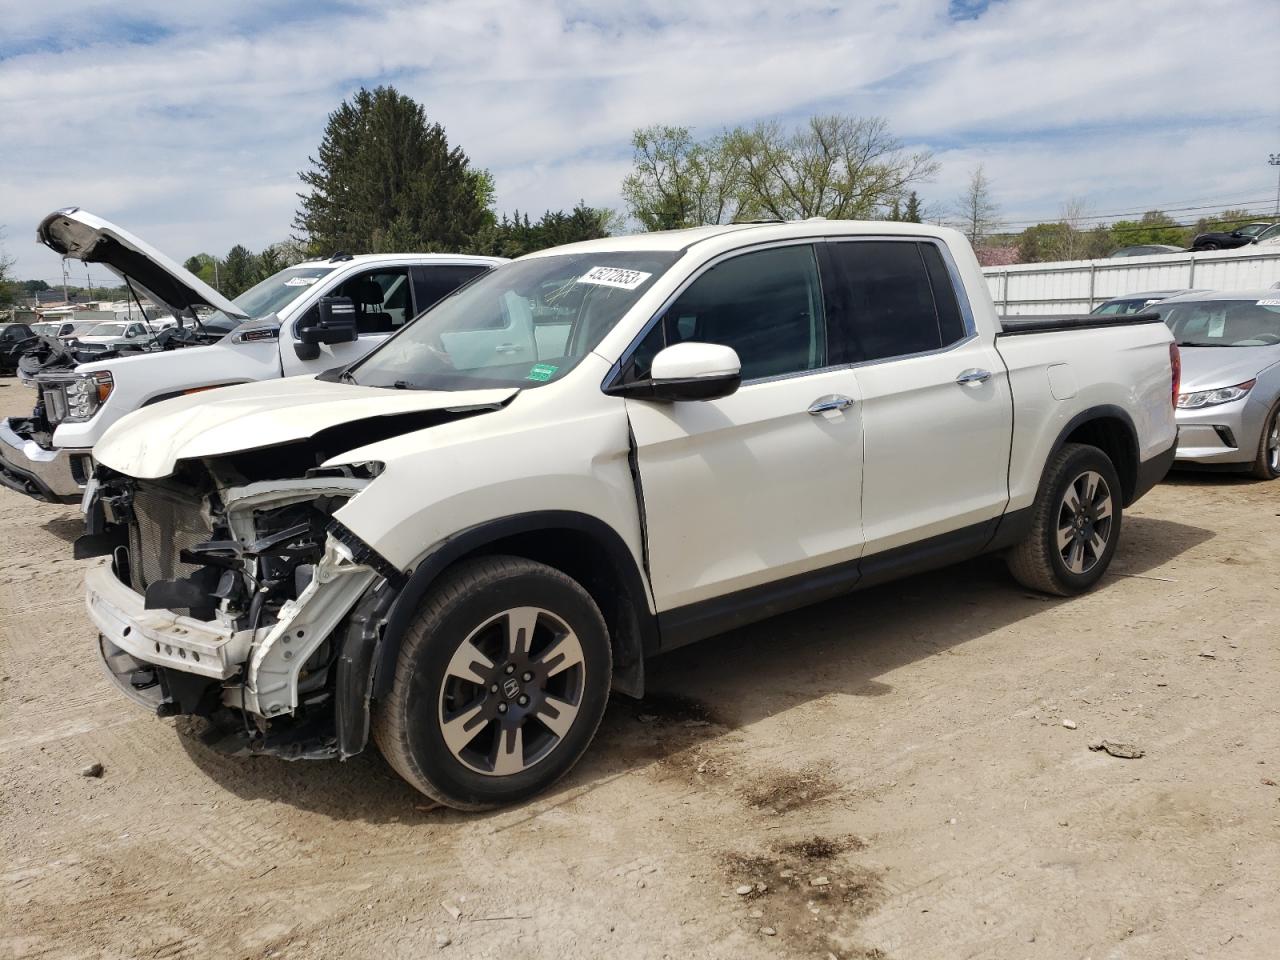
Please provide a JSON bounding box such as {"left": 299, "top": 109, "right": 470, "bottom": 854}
{"left": 526, "top": 363, "right": 559, "bottom": 382}
{"left": 1207, "top": 312, "right": 1226, "bottom": 338}
{"left": 284, "top": 276, "right": 320, "bottom": 287}
{"left": 577, "top": 266, "right": 652, "bottom": 290}
{"left": 1257, "top": 298, "right": 1280, "bottom": 306}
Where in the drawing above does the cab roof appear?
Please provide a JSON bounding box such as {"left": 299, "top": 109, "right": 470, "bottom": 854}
{"left": 519, "top": 219, "right": 963, "bottom": 259}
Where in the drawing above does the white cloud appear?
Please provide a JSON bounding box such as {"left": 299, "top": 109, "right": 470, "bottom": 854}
{"left": 1, "top": 0, "right": 1277, "bottom": 280}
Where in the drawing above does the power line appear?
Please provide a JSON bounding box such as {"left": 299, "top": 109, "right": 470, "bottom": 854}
{"left": 997, "top": 196, "right": 1275, "bottom": 230}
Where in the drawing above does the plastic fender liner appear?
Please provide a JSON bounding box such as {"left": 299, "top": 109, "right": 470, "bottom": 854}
{"left": 334, "top": 581, "right": 397, "bottom": 758}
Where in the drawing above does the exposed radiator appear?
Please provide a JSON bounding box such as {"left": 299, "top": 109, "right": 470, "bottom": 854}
{"left": 128, "top": 486, "right": 212, "bottom": 592}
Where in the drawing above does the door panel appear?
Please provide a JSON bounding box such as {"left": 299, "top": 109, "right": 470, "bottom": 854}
{"left": 627, "top": 370, "right": 864, "bottom": 611}
{"left": 854, "top": 343, "right": 1012, "bottom": 553}
{"left": 621, "top": 242, "right": 863, "bottom": 613}
{"left": 823, "top": 238, "right": 1013, "bottom": 555}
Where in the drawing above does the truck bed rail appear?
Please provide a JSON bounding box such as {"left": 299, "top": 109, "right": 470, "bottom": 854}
{"left": 997, "top": 312, "right": 1164, "bottom": 335}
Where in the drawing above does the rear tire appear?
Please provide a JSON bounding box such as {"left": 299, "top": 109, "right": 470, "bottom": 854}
{"left": 372, "top": 555, "right": 612, "bottom": 810}
{"left": 1006, "top": 443, "right": 1123, "bottom": 596}
{"left": 1250, "top": 399, "right": 1280, "bottom": 480}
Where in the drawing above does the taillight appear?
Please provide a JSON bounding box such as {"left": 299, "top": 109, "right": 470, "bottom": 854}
{"left": 1169, "top": 342, "right": 1181, "bottom": 408}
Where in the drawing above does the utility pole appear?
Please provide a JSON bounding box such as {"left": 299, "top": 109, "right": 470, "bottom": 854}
{"left": 60, "top": 258, "right": 69, "bottom": 303}
{"left": 1271, "top": 153, "right": 1280, "bottom": 218}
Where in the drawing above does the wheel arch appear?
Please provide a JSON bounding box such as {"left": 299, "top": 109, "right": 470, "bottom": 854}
{"left": 371, "top": 511, "right": 656, "bottom": 705}
{"left": 1050, "top": 405, "right": 1141, "bottom": 505}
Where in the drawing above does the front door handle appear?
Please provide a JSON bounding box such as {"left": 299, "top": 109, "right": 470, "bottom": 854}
{"left": 956, "top": 368, "right": 992, "bottom": 386}
{"left": 807, "top": 394, "right": 855, "bottom": 415}
{"left": 495, "top": 342, "right": 520, "bottom": 354}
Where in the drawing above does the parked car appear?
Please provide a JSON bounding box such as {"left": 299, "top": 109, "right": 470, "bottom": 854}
{"left": 29, "top": 319, "right": 100, "bottom": 339}
{"left": 1, "top": 323, "right": 37, "bottom": 375}
{"left": 1108, "top": 244, "right": 1184, "bottom": 258}
{"left": 79, "top": 219, "right": 1179, "bottom": 809}
{"left": 1159, "top": 289, "right": 1280, "bottom": 478}
{"left": 1190, "top": 222, "right": 1277, "bottom": 251}
{"left": 70, "top": 320, "right": 156, "bottom": 355}
{"left": 1252, "top": 223, "right": 1280, "bottom": 246}
{"left": 0, "top": 207, "right": 505, "bottom": 503}
{"left": 1091, "top": 289, "right": 1203, "bottom": 315}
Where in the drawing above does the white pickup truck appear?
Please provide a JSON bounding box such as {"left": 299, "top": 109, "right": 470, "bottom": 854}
{"left": 0, "top": 208, "right": 503, "bottom": 502}
{"left": 79, "top": 220, "right": 1179, "bottom": 809}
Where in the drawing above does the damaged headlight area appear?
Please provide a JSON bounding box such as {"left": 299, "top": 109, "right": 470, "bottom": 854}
{"left": 81, "top": 456, "right": 395, "bottom": 757}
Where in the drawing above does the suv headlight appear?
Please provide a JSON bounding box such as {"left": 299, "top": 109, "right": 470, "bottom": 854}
{"left": 63, "top": 371, "right": 114, "bottom": 422}
{"left": 1176, "top": 379, "right": 1255, "bottom": 409}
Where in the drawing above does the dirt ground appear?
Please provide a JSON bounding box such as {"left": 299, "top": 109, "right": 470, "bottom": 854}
{"left": 1, "top": 377, "right": 1277, "bottom": 960}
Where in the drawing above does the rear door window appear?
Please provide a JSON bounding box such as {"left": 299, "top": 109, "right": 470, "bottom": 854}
{"left": 826, "top": 241, "right": 968, "bottom": 362}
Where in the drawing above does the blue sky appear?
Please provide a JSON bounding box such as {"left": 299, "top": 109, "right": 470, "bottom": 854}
{"left": 1, "top": 0, "right": 1277, "bottom": 283}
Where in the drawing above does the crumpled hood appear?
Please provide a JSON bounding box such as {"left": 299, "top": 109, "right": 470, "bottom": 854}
{"left": 1178, "top": 345, "right": 1280, "bottom": 393}
{"left": 95, "top": 376, "right": 518, "bottom": 479}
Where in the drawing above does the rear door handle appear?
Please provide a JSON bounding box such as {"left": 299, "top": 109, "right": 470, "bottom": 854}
{"left": 956, "top": 368, "right": 992, "bottom": 386}
{"left": 495, "top": 342, "right": 520, "bottom": 354}
{"left": 807, "top": 394, "right": 855, "bottom": 415}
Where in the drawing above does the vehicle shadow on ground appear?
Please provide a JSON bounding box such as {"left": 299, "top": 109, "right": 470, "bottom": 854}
{"left": 41, "top": 515, "right": 83, "bottom": 542}
{"left": 174, "top": 514, "right": 1213, "bottom": 824}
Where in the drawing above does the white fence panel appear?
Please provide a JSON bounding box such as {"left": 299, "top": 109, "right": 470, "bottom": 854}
{"left": 982, "top": 246, "right": 1280, "bottom": 315}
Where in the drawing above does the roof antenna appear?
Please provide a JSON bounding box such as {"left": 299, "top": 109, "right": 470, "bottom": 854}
{"left": 329, "top": 251, "right": 354, "bottom": 262}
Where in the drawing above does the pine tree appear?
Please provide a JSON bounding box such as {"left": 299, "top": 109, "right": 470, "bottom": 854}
{"left": 903, "top": 191, "right": 923, "bottom": 223}
{"left": 293, "top": 86, "right": 492, "bottom": 254}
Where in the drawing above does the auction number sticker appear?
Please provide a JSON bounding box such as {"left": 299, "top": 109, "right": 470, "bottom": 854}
{"left": 1257, "top": 298, "right": 1280, "bottom": 306}
{"left": 284, "top": 276, "right": 320, "bottom": 286}
{"left": 526, "top": 363, "right": 559, "bottom": 382}
{"left": 578, "top": 266, "right": 652, "bottom": 290}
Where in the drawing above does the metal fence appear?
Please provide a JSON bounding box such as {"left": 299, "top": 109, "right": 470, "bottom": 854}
{"left": 982, "top": 245, "right": 1280, "bottom": 315}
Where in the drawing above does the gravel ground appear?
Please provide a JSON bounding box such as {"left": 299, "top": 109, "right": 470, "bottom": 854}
{"left": 1, "top": 376, "right": 1277, "bottom": 960}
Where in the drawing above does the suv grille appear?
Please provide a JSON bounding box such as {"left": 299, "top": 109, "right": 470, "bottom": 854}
{"left": 128, "top": 486, "right": 212, "bottom": 593}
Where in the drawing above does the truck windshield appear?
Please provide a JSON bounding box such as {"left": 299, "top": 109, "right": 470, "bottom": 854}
{"left": 203, "top": 266, "right": 336, "bottom": 327}
{"left": 1165, "top": 300, "right": 1280, "bottom": 346}
{"left": 348, "top": 251, "right": 680, "bottom": 390}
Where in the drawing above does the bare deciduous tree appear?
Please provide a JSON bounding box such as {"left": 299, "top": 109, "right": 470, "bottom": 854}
{"left": 953, "top": 164, "right": 1002, "bottom": 246}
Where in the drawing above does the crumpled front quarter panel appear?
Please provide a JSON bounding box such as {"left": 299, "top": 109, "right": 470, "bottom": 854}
{"left": 330, "top": 358, "right": 645, "bottom": 589}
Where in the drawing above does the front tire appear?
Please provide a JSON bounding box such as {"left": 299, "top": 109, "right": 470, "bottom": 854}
{"left": 1250, "top": 399, "right": 1280, "bottom": 480}
{"left": 372, "top": 556, "right": 612, "bottom": 810}
{"left": 1006, "top": 443, "right": 1123, "bottom": 596}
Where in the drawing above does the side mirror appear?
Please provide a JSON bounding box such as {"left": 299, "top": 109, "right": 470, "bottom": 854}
{"left": 611, "top": 342, "right": 742, "bottom": 402}
{"left": 299, "top": 297, "right": 359, "bottom": 346}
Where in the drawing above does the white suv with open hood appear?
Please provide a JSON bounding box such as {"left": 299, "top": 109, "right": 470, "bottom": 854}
{"left": 79, "top": 220, "right": 1179, "bottom": 809}
{"left": 0, "top": 208, "right": 503, "bottom": 502}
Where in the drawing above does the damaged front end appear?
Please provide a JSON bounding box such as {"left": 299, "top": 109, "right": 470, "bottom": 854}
{"left": 81, "top": 451, "right": 400, "bottom": 760}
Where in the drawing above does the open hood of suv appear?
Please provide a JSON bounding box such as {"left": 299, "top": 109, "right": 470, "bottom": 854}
{"left": 95, "top": 376, "right": 519, "bottom": 479}
{"left": 37, "top": 207, "right": 248, "bottom": 320}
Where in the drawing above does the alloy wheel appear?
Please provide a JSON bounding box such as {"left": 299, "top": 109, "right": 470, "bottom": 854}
{"left": 1057, "top": 470, "right": 1113, "bottom": 575}
{"left": 437, "top": 607, "right": 587, "bottom": 776}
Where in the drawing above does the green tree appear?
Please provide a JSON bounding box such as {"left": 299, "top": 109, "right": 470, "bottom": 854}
{"left": 22, "top": 279, "right": 50, "bottom": 293}
{"left": 725, "top": 115, "right": 937, "bottom": 221}
{"left": 621, "top": 125, "right": 743, "bottom": 229}
{"left": 222, "top": 244, "right": 259, "bottom": 297}
{"left": 473, "top": 202, "right": 615, "bottom": 259}
{"left": 903, "top": 191, "right": 923, "bottom": 223}
{"left": 294, "top": 85, "right": 492, "bottom": 254}
{"left": 1107, "top": 210, "right": 1185, "bottom": 247}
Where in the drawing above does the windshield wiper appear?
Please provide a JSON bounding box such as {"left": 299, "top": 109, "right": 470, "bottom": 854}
{"left": 1177, "top": 340, "right": 1230, "bottom": 347}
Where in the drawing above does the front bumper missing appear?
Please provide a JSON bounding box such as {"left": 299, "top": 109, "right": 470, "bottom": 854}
{"left": 0, "top": 417, "right": 88, "bottom": 502}
{"left": 86, "top": 539, "right": 380, "bottom": 719}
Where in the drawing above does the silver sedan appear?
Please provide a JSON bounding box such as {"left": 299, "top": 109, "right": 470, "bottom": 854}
{"left": 1162, "top": 290, "right": 1280, "bottom": 478}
